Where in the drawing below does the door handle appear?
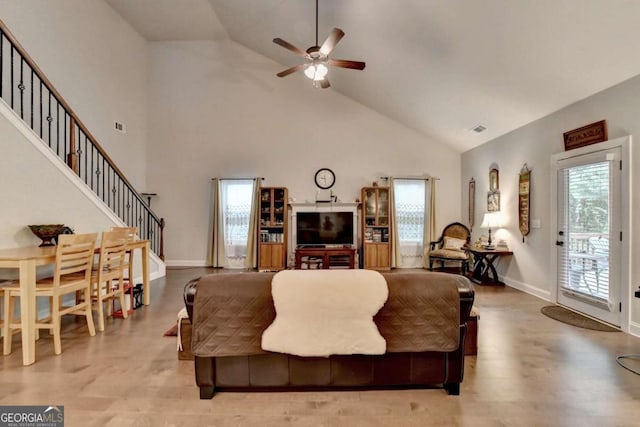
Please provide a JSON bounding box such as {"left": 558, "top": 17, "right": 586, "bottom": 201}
{"left": 556, "top": 241, "right": 564, "bottom": 246}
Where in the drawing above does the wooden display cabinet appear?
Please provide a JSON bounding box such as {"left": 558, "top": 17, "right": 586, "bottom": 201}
{"left": 258, "top": 187, "right": 288, "bottom": 271}
{"left": 361, "top": 186, "right": 391, "bottom": 270}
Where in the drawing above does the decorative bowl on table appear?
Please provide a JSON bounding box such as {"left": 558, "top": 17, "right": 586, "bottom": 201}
{"left": 28, "top": 224, "right": 67, "bottom": 246}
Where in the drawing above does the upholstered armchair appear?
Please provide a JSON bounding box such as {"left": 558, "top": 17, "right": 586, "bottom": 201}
{"left": 428, "top": 222, "right": 471, "bottom": 275}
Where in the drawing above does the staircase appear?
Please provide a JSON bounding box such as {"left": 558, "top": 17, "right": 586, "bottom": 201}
{"left": 0, "top": 20, "right": 164, "bottom": 259}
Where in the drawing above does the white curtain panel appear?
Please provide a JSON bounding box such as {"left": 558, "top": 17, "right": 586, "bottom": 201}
{"left": 244, "top": 178, "right": 262, "bottom": 269}
{"left": 208, "top": 178, "right": 225, "bottom": 267}
{"left": 425, "top": 178, "right": 437, "bottom": 268}
{"left": 389, "top": 178, "right": 399, "bottom": 268}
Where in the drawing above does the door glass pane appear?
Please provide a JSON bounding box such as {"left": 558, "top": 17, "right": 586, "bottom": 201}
{"left": 559, "top": 161, "right": 610, "bottom": 302}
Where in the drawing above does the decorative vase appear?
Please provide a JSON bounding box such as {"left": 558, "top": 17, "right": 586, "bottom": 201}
{"left": 28, "top": 224, "right": 67, "bottom": 246}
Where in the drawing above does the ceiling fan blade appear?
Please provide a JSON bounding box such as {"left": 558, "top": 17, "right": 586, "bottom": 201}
{"left": 276, "top": 63, "right": 308, "bottom": 78}
{"left": 328, "top": 59, "right": 366, "bottom": 70}
{"left": 273, "top": 38, "right": 309, "bottom": 58}
{"left": 319, "top": 28, "right": 345, "bottom": 56}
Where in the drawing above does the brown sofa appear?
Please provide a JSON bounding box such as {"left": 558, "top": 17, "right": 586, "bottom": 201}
{"left": 184, "top": 270, "right": 474, "bottom": 399}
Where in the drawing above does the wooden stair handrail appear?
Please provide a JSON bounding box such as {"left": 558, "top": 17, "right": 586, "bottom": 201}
{"left": 0, "top": 18, "right": 164, "bottom": 259}
{"left": 0, "top": 18, "right": 162, "bottom": 226}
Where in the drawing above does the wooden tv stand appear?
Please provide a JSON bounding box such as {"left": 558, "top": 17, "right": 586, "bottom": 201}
{"left": 294, "top": 247, "right": 357, "bottom": 269}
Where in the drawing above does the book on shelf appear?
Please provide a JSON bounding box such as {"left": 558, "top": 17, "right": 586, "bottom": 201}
{"left": 260, "top": 232, "right": 284, "bottom": 243}
{"left": 364, "top": 227, "right": 373, "bottom": 242}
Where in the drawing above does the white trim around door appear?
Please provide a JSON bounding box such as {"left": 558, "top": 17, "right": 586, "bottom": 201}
{"left": 549, "top": 136, "right": 631, "bottom": 332}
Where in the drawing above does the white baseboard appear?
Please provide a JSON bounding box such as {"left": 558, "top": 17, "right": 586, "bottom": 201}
{"left": 165, "top": 260, "right": 209, "bottom": 267}
{"left": 502, "top": 275, "right": 552, "bottom": 302}
{"left": 150, "top": 270, "right": 164, "bottom": 281}
{"left": 504, "top": 275, "right": 640, "bottom": 336}
{"left": 629, "top": 321, "right": 640, "bottom": 338}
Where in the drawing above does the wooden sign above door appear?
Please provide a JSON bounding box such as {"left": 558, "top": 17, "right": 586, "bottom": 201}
{"left": 563, "top": 120, "right": 607, "bottom": 151}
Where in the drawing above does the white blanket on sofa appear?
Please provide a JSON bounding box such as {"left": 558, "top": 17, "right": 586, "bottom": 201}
{"left": 261, "top": 269, "right": 388, "bottom": 357}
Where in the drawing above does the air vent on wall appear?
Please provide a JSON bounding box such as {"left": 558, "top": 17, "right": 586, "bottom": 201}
{"left": 472, "top": 124, "right": 486, "bottom": 133}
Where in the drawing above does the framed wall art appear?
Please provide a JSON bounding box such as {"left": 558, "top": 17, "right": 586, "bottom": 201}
{"left": 489, "top": 168, "right": 499, "bottom": 192}
{"left": 487, "top": 191, "right": 500, "bottom": 212}
{"left": 468, "top": 178, "right": 475, "bottom": 231}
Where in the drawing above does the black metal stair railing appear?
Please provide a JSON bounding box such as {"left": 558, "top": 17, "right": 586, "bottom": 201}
{"left": 0, "top": 20, "right": 164, "bottom": 259}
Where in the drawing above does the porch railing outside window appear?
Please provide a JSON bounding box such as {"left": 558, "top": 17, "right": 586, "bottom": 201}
{"left": 224, "top": 203, "right": 251, "bottom": 246}
{"left": 396, "top": 203, "right": 424, "bottom": 243}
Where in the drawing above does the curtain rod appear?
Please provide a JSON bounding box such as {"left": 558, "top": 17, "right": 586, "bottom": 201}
{"left": 210, "top": 177, "right": 264, "bottom": 181}
{"left": 380, "top": 176, "right": 439, "bottom": 181}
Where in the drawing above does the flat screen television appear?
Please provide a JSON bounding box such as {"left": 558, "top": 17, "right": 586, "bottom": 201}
{"left": 296, "top": 212, "right": 354, "bottom": 247}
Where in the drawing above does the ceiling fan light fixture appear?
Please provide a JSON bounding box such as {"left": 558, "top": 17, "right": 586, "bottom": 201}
{"left": 304, "top": 63, "right": 328, "bottom": 80}
{"left": 273, "top": 0, "right": 364, "bottom": 89}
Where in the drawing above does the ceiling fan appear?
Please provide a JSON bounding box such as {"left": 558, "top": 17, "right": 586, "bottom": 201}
{"left": 273, "top": 0, "right": 366, "bottom": 89}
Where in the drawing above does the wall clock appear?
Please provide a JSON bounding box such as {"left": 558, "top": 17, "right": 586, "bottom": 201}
{"left": 314, "top": 168, "right": 335, "bottom": 189}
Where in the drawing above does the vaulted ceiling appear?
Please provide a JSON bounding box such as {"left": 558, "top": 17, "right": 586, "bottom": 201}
{"left": 106, "top": 0, "right": 640, "bottom": 152}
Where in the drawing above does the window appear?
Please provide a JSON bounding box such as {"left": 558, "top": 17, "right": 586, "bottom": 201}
{"left": 393, "top": 179, "right": 427, "bottom": 268}
{"left": 220, "top": 179, "right": 254, "bottom": 267}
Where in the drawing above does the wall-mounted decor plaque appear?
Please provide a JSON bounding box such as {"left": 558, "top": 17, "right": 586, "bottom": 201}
{"left": 563, "top": 120, "right": 607, "bottom": 151}
{"left": 468, "top": 178, "right": 475, "bottom": 231}
{"left": 519, "top": 164, "right": 531, "bottom": 242}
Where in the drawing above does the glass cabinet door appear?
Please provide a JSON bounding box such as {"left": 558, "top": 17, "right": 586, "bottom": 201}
{"left": 377, "top": 188, "right": 389, "bottom": 226}
{"left": 260, "top": 189, "right": 271, "bottom": 226}
{"left": 364, "top": 189, "right": 376, "bottom": 225}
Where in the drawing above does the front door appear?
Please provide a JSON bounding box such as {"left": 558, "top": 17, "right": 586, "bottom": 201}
{"left": 555, "top": 147, "right": 621, "bottom": 326}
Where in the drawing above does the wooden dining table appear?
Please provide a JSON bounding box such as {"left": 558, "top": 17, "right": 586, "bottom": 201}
{"left": 0, "top": 239, "right": 150, "bottom": 365}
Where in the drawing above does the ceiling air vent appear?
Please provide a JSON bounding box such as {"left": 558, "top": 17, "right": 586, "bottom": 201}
{"left": 472, "top": 124, "right": 486, "bottom": 134}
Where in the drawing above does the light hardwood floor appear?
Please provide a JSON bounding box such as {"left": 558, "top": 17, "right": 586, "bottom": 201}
{"left": 1, "top": 268, "right": 640, "bottom": 427}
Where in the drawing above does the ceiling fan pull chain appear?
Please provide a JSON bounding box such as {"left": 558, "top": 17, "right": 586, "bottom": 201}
{"left": 315, "top": 0, "right": 319, "bottom": 47}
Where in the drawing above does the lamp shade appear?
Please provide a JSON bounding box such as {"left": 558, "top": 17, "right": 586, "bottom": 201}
{"left": 480, "top": 212, "right": 501, "bottom": 229}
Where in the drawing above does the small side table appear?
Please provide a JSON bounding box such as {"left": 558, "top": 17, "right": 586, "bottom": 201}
{"left": 465, "top": 246, "right": 513, "bottom": 285}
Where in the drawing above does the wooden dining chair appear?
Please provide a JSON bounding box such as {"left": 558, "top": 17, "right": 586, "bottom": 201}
{"left": 1, "top": 280, "right": 35, "bottom": 352}
{"left": 110, "top": 227, "right": 137, "bottom": 288}
{"left": 90, "top": 230, "right": 129, "bottom": 332}
{"left": 0, "top": 284, "right": 7, "bottom": 350}
{"left": 3, "top": 233, "right": 98, "bottom": 356}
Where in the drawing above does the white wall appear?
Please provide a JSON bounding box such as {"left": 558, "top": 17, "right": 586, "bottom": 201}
{"left": 0, "top": 0, "right": 148, "bottom": 189}
{"left": 0, "top": 0, "right": 163, "bottom": 283}
{"left": 147, "top": 40, "right": 462, "bottom": 264}
{"left": 0, "top": 109, "right": 117, "bottom": 249}
{"left": 0, "top": 104, "right": 163, "bottom": 281}
{"left": 461, "top": 73, "right": 640, "bottom": 332}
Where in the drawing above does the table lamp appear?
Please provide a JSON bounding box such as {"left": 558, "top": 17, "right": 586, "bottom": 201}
{"left": 480, "top": 212, "right": 501, "bottom": 250}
